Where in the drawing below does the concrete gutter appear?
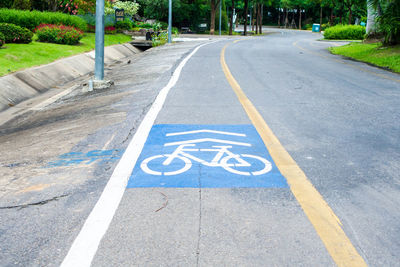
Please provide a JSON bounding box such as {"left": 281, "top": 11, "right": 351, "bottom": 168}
{"left": 0, "top": 43, "right": 142, "bottom": 112}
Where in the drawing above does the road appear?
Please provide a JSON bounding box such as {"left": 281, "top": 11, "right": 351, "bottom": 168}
{"left": 0, "top": 29, "right": 399, "bottom": 266}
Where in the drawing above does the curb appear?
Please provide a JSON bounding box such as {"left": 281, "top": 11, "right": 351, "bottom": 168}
{"left": 0, "top": 43, "right": 142, "bottom": 112}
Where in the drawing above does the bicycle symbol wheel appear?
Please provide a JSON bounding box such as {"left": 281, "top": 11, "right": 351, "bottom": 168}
{"left": 140, "top": 154, "right": 192, "bottom": 176}
{"left": 220, "top": 154, "right": 272, "bottom": 176}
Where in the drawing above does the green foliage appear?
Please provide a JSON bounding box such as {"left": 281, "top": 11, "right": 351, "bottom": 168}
{"left": 0, "top": 23, "right": 33, "bottom": 43}
{"left": 136, "top": 22, "right": 154, "bottom": 29}
{"left": 0, "top": 8, "right": 88, "bottom": 31}
{"left": 35, "top": 24, "right": 84, "bottom": 45}
{"left": 12, "top": 0, "right": 31, "bottom": 10}
{"left": 137, "top": 0, "right": 209, "bottom": 31}
{"left": 0, "top": 33, "right": 131, "bottom": 76}
{"left": 112, "top": 0, "right": 140, "bottom": 17}
{"left": 321, "top": 23, "right": 329, "bottom": 31}
{"left": 215, "top": 0, "right": 229, "bottom": 32}
{"left": 0, "top": 0, "right": 13, "bottom": 8}
{"left": 152, "top": 31, "right": 168, "bottom": 47}
{"left": 324, "top": 24, "right": 366, "bottom": 40}
{"left": 375, "top": 0, "right": 400, "bottom": 45}
{"left": 159, "top": 21, "right": 168, "bottom": 30}
{"left": 0, "top": 32, "right": 4, "bottom": 47}
{"left": 330, "top": 42, "right": 400, "bottom": 72}
{"left": 115, "top": 19, "right": 134, "bottom": 32}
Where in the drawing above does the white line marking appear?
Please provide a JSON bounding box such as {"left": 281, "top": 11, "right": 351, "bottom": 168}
{"left": 164, "top": 138, "right": 251, "bottom": 147}
{"left": 166, "top": 129, "right": 246, "bottom": 137}
{"left": 61, "top": 41, "right": 215, "bottom": 267}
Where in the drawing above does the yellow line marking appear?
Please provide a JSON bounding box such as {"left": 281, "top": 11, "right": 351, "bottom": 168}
{"left": 293, "top": 40, "right": 400, "bottom": 83}
{"left": 220, "top": 42, "right": 367, "bottom": 267}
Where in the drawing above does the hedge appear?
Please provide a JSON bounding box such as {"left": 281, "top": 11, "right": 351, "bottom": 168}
{"left": 35, "top": 24, "right": 84, "bottom": 45}
{"left": 0, "top": 32, "right": 4, "bottom": 47}
{"left": 0, "top": 8, "right": 87, "bottom": 31}
{"left": 0, "top": 23, "right": 33, "bottom": 43}
{"left": 324, "top": 25, "right": 366, "bottom": 40}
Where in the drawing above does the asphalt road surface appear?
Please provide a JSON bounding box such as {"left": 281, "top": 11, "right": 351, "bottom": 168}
{"left": 1, "top": 29, "right": 399, "bottom": 266}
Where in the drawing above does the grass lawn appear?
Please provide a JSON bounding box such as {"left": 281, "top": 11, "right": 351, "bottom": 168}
{"left": 0, "top": 33, "right": 132, "bottom": 77}
{"left": 329, "top": 42, "right": 400, "bottom": 73}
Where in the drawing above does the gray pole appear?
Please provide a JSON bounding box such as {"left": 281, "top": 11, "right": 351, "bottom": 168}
{"left": 219, "top": 0, "right": 222, "bottom": 35}
{"left": 94, "top": 0, "right": 105, "bottom": 81}
{"left": 168, "top": 0, "right": 172, "bottom": 43}
{"left": 249, "top": 6, "right": 252, "bottom": 31}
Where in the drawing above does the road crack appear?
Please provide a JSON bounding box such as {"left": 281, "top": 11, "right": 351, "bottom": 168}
{"left": 0, "top": 194, "right": 68, "bottom": 210}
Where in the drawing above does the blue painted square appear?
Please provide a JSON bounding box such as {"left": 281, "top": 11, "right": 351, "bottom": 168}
{"left": 128, "top": 125, "right": 288, "bottom": 188}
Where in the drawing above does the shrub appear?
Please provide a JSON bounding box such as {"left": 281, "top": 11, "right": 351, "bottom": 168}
{"left": 0, "top": 32, "right": 4, "bottom": 47}
{"left": 105, "top": 26, "right": 116, "bottom": 34}
{"left": 324, "top": 25, "right": 366, "bottom": 40}
{"left": 321, "top": 23, "right": 329, "bottom": 31}
{"left": 136, "top": 22, "right": 153, "bottom": 29}
{"left": 115, "top": 19, "right": 133, "bottom": 32}
{"left": 159, "top": 21, "right": 168, "bottom": 30}
{"left": 376, "top": 0, "right": 400, "bottom": 45}
{"left": 0, "top": 8, "right": 87, "bottom": 31}
{"left": 104, "top": 0, "right": 139, "bottom": 17}
{"left": 0, "top": 23, "right": 32, "bottom": 43}
{"left": 152, "top": 31, "right": 168, "bottom": 47}
{"left": 35, "top": 24, "right": 84, "bottom": 45}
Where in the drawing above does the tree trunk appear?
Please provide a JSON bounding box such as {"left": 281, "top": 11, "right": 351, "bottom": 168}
{"left": 366, "top": 0, "right": 378, "bottom": 35}
{"left": 255, "top": 4, "right": 258, "bottom": 34}
{"left": 278, "top": 8, "right": 281, "bottom": 27}
{"left": 258, "top": 4, "right": 264, "bottom": 34}
{"left": 329, "top": 7, "right": 333, "bottom": 26}
{"left": 252, "top": 5, "right": 256, "bottom": 31}
{"left": 210, "top": 0, "right": 216, "bottom": 35}
{"left": 229, "top": 0, "right": 235, "bottom": 35}
{"left": 298, "top": 7, "right": 302, "bottom": 30}
{"left": 284, "top": 8, "right": 288, "bottom": 28}
{"left": 243, "top": 0, "right": 248, "bottom": 35}
{"left": 320, "top": 5, "right": 323, "bottom": 26}
{"left": 348, "top": 7, "right": 352, "bottom": 24}
{"left": 340, "top": 0, "right": 344, "bottom": 24}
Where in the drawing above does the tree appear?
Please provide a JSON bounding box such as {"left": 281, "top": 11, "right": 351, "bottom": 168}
{"left": 209, "top": 0, "right": 221, "bottom": 34}
{"left": 372, "top": 0, "right": 400, "bottom": 44}
{"left": 343, "top": 0, "right": 365, "bottom": 24}
{"left": 366, "top": 0, "right": 379, "bottom": 35}
{"left": 229, "top": 0, "right": 235, "bottom": 35}
{"left": 12, "top": 0, "right": 31, "bottom": 10}
{"left": 243, "top": 0, "right": 249, "bottom": 34}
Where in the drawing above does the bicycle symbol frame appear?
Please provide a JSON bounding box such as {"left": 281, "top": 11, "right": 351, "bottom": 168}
{"left": 140, "top": 144, "right": 272, "bottom": 176}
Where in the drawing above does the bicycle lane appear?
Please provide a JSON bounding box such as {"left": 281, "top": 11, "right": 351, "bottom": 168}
{"left": 67, "top": 40, "right": 334, "bottom": 266}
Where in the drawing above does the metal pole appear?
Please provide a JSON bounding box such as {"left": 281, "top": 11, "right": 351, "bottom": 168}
{"left": 219, "top": 0, "right": 222, "bottom": 35}
{"left": 168, "top": 0, "right": 172, "bottom": 43}
{"left": 249, "top": 6, "right": 252, "bottom": 32}
{"left": 95, "top": 0, "right": 105, "bottom": 81}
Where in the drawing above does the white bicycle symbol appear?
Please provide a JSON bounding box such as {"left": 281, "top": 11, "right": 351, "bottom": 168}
{"left": 140, "top": 144, "right": 272, "bottom": 176}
